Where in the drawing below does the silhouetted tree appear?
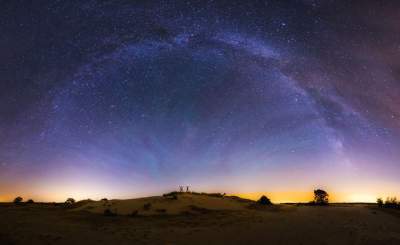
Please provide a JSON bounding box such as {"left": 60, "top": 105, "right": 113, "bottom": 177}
{"left": 377, "top": 198, "right": 383, "bottom": 208}
{"left": 314, "top": 189, "right": 329, "bottom": 205}
{"left": 26, "top": 199, "right": 34, "bottom": 204}
{"left": 65, "top": 198, "right": 75, "bottom": 205}
{"left": 14, "top": 196, "right": 23, "bottom": 204}
{"left": 257, "top": 195, "right": 272, "bottom": 205}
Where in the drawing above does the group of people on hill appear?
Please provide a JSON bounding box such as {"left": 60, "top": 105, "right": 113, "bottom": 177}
{"left": 179, "top": 186, "right": 190, "bottom": 192}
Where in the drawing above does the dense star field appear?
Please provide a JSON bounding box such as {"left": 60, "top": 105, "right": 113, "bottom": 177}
{"left": 1, "top": 0, "right": 399, "bottom": 202}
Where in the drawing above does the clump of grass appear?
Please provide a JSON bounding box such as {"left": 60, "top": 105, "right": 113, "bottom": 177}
{"left": 189, "top": 205, "right": 211, "bottom": 214}
{"left": 204, "top": 193, "right": 225, "bottom": 198}
{"left": 103, "top": 208, "right": 117, "bottom": 216}
{"left": 156, "top": 208, "right": 167, "bottom": 214}
{"left": 143, "top": 203, "right": 152, "bottom": 211}
{"left": 84, "top": 206, "right": 95, "bottom": 210}
{"left": 190, "top": 192, "right": 225, "bottom": 198}
{"left": 129, "top": 210, "right": 138, "bottom": 217}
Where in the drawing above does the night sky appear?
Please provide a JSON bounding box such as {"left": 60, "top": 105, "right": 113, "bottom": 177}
{"left": 1, "top": 0, "right": 400, "bottom": 202}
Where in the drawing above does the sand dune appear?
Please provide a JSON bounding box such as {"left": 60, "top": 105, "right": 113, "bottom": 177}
{"left": 74, "top": 193, "right": 254, "bottom": 215}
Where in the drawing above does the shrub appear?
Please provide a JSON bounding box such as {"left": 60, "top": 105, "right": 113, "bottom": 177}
{"left": 26, "top": 199, "right": 34, "bottom": 204}
{"left": 14, "top": 196, "right": 23, "bottom": 204}
{"left": 65, "top": 198, "right": 75, "bottom": 205}
{"left": 101, "top": 198, "right": 108, "bottom": 202}
{"left": 257, "top": 195, "right": 272, "bottom": 205}
{"left": 130, "top": 210, "right": 138, "bottom": 217}
{"left": 313, "top": 189, "right": 329, "bottom": 205}
{"left": 204, "top": 193, "right": 225, "bottom": 198}
{"left": 189, "top": 205, "right": 211, "bottom": 213}
{"left": 103, "top": 208, "right": 117, "bottom": 216}
{"left": 163, "top": 191, "right": 179, "bottom": 197}
{"left": 163, "top": 192, "right": 178, "bottom": 200}
{"left": 156, "top": 208, "right": 167, "bottom": 213}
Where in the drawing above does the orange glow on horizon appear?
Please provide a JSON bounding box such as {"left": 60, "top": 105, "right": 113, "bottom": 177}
{"left": 235, "top": 191, "right": 314, "bottom": 203}
{"left": 0, "top": 191, "right": 385, "bottom": 203}
{"left": 2, "top": 178, "right": 400, "bottom": 203}
{"left": 234, "top": 191, "right": 388, "bottom": 203}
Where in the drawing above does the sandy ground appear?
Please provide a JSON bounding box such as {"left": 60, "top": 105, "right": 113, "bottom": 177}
{"left": 1, "top": 196, "right": 400, "bottom": 245}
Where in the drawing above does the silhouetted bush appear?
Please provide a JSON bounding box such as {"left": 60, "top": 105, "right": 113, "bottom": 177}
{"left": 13, "top": 196, "right": 23, "bottom": 204}
{"left": 143, "top": 203, "right": 152, "bottom": 210}
{"left": 103, "top": 208, "right": 117, "bottom": 216}
{"left": 163, "top": 192, "right": 178, "bottom": 200}
{"left": 190, "top": 192, "right": 225, "bottom": 198}
{"left": 384, "top": 197, "right": 398, "bottom": 209}
{"left": 377, "top": 198, "right": 383, "bottom": 208}
{"left": 65, "top": 198, "right": 75, "bottom": 205}
{"left": 257, "top": 195, "right": 272, "bottom": 205}
{"left": 377, "top": 196, "right": 399, "bottom": 209}
{"left": 101, "top": 198, "right": 108, "bottom": 202}
{"left": 204, "top": 193, "right": 225, "bottom": 198}
{"left": 26, "top": 199, "right": 34, "bottom": 204}
{"left": 163, "top": 191, "right": 180, "bottom": 197}
{"left": 313, "top": 189, "right": 329, "bottom": 205}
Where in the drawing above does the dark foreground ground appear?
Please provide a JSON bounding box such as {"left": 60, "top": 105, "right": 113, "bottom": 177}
{"left": 1, "top": 203, "right": 400, "bottom": 245}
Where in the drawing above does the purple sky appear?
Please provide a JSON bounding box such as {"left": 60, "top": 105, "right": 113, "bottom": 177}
{"left": 1, "top": 0, "right": 399, "bottom": 202}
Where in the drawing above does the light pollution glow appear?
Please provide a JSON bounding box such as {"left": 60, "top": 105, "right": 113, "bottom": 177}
{"left": 1, "top": 165, "right": 399, "bottom": 203}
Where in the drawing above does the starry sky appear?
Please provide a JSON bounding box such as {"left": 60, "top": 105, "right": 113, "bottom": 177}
{"left": 1, "top": 0, "right": 400, "bottom": 202}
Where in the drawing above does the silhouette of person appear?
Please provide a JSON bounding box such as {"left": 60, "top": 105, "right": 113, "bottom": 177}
{"left": 186, "top": 186, "right": 189, "bottom": 192}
